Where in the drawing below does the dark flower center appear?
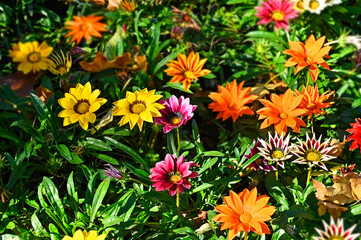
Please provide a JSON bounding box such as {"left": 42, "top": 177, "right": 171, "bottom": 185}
{"left": 27, "top": 52, "right": 41, "bottom": 63}
{"left": 74, "top": 99, "right": 90, "bottom": 114}
{"left": 167, "top": 112, "right": 184, "bottom": 126}
{"left": 129, "top": 100, "right": 146, "bottom": 114}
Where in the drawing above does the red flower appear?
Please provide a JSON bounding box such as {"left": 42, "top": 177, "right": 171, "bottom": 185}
{"left": 346, "top": 118, "right": 361, "bottom": 153}
{"left": 149, "top": 154, "right": 198, "bottom": 196}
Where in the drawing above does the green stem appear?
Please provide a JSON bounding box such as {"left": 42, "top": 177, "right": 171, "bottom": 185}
{"left": 176, "top": 188, "right": 180, "bottom": 212}
{"left": 306, "top": 166, "right": 312, "bottom": 186}
{"left": 129, "top": 177, "right": 149, "bottom": 187}
{"left": 80, "top": 0, "right": 89, "bottom": 16}
{"left": 176, "top": 128, "right": 180, "bottom": 154}
{"left": 244, "top": 231, "right": 248, "bottom": 240}
{"left": 275, "top": 163, "right": 279, "bottom": 180}
{"left": 310, "top": 117, "right": 314, "bottom": 135}
{"left": 306, "top": 71, "right": 310, "bottom": 89}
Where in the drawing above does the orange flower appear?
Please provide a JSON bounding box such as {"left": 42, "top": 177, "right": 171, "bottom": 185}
{"left": 257, "top": 89, "right": 306, "bottom": 135}
{"left": 208, "top": 80, "right": 258, "bottom": 122}
{"left": 213, "top": 188, "right": 276, "bottom": 240}
{"left": 283, "top": 35, "right": 332, "bottom": 82}
{"left": 164, "top": 52, "right": 211, "bottom": 91}
{"left": 295, "top": 85, "right": 334, "bottom": 119}
{"left": 65, "top": 15, "right": 107, "bottom": 44}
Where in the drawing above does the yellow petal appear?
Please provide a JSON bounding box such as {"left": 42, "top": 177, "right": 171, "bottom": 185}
{"left": 79, "top": 115, "right": 89, "bottom": 130}
{"left": 58, "top": 109, "right": 76, "bottom": 118}
{"left": 59, "top": 98, "right": 75, "bottom": 109}
{"left": 139, "top": 110, "right": 153, "bottom": 123}
{"left": 86, "top": 230, "right": 97, "bottom": 240}
{"left": 85, "top": 112, "right": 96, "bottom": 123}
{"left": 73, "top": 230, "right": 85, "bottom": 240}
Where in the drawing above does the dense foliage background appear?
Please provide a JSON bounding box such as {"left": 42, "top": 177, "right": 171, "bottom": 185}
{"left": 1, "top": 0, "right": 361, "bottom": 239}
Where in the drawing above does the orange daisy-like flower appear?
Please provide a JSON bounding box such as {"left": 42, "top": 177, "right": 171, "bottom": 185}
{"left": 213, "top": 188, "right": 276, "bottom": 240}
{"left": 65, "top": 15, "right": 107, "bottom": 44}
{"left": 208, "top": 80, "right": 258, "bottom": 122}
{"left": 283, "top": 35, "right": 332, "bottom": 82}
{"left": 257, "top": 89, "right": 306, "bottom": 135}
{"left": 164, "top": 51, "right": 211, "bottom": 91}
{"left": 295, "top": 85, "right": 334, "bottom": 119}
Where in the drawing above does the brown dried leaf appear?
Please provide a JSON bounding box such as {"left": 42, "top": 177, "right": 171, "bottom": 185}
{"left": 79, "top": 52, "right": 132, "bottom": 72}
{"left": 0, "top": 72, "right": 43, "bottom": 98}
{"left": 131, "top": 53, "right": 148, "bottom": 72}
{"left": 34, "top": 85, "right": 53, "bottom": 104}
{"left": 317, "top": 201, "right": 348, "bottom": 220}
{"left": 349, "top": 174, "right": 361, "bottom": 200}
{"left": 107, "top": 0, "right": 120, "bottom": 11}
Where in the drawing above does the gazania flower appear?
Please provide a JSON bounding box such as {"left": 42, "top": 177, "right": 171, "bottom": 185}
{"left": 62, "top": 229, "right": 106, "bottom": 240}
{"left": 119, "top": 0, "right": 135, "bottom": 12}
{"left": 257, "top": 89, "right": 306, "bottom": 135}
{"left": 154, "top": 95, "right": 197, "bottom": 133}
{"left": 258, "top": 132, "right": 292, "bottom": 168}
{"left": 293, "top": 133, "right": 336, "bottom": 170}
{"left": 208, "top": 80, "right": 258, "bottom": 122}
{"left": 65, "top": 15, "right": 107, "bottom": 44}
{"left": 11, "top": 41, "right": 53, "bottom": 74}
{"left": 255, "top": 0, "right": 299, "bottom": 31}
{"left": 8, "top": 43, "right": 20, "bottom": 58}
{"left": 295, "top": 85, "right": 334, "bottom": 119}
{"left": 346, "top": 118, "right": 361, "bottom": 153}
{"left": 103, "top": 164, "right": 123, "bottom": 180}
{"left": 304, "top": 0, "right": 327, "bottom": 14}
{"left": 213, "top": 188, "right": 276, "bottom": 240}
{"left": 283, "top": 35, "right": 332, "bottom": 82}
{"left": 313, "top": 218, "right": 360, "bottom": 240}
{"left": 48, "top": 50, "right": 72, "bottom": 75}
{"left": 171, "top": 6, "right": 201, "bottom": 31}
{"left": 325, "top": 0, "right": 342, "bottom": 6}
{"left": 112, "top": 88, "right": 164, "bottom": 131}
{"left": 245, "top": 140, "right": 276, "bottom": 172}
{"left": 292, "top": 0, "right": 305, "bottom": 11}
{"left": 149, "top": 154, "right": 198, "bottom": 196}
{"left": 58, "top": 82, "right": 107, "bottom": 130}
{"left": 164, "top": 52, "right": 211, "bottom": 91}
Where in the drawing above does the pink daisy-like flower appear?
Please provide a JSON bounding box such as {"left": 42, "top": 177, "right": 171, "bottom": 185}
{"left": 149, "top": 154, "right": 198, "bottom": 196}
{"left": 258, "top": 132, "right": 292, "bottom": 169}
{"left": 255, "top": 0, "right": 299, "bottom": 31}
{"left": 245, "top": 140, "right": 276, "bottom": 172}
{"left": 154, "top": 95, "right": 197, "bottom": 134}
{"left": 293, "top": 133, "right": 336, "bottom": 170}
{"left": 313, "top": 217, "right": 360, "bottom": 240}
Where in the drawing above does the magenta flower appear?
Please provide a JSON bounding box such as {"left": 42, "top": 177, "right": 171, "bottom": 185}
{"left": 149, "top": 154, "right": 198, "bottom": 196}
{"left": 154, "top": 95, "right": 197, "bottom": 133}
{"left": 245, "top": 140, "right": 276, "bottom": 172}
{"left": 255, "top": 0, "right": 299, "bottom": 31}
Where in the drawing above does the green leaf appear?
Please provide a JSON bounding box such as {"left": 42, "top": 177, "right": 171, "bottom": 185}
{"left": 41, "top": 177, "right": 68, "bottom": 223}
{"left": 246, "top": 31, "right": 288, "bottom": 46}
{"left": 90, "top": 153, "right": 119, "bottom": 165}
{"left": 31, "top": 211, "right": 49, "bottom": 237}
{"left": 265, "top": 175, "right": 291, "bottom": 211}
{"left": 198, "top": 157, "right": 218, "bottom": 174}
{"left": 240, "top": 153, "right": 260, "bottom": 170}
{"left": 30, "top": 93, "right": 58, "bottom": 142}
{"left": 123, "top": 162, "right": 151, "bottom": 185}
{"left": 66, "top": 172, "right": 79, "bottom": 213}
{"left": 56, "top": 144, "right": 73, "bottom": 161}
{"left": 84, "top": 137, "right": 112, "bottom": 151}
{"left": 118, "top": 191, "right": 136, "bottom": 222}
{"left": 192, "top": 120, "right": 204, "bottom": 154}
{"left": 190, "top": 183, "right": 213, "bottom": 194}
{"left": 49, "top": 223, "right": 60, "bottom": 240}
{"left": 105, "top": 136, "right": 149, "bottom": 169}
{"left": 90, "top": 179, "right": 110, "bottom": 223}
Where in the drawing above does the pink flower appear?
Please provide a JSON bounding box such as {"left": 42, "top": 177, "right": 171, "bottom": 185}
{"left": 154, "top": 95, "right": 197, "bottom": 133}
{"left": 245, "top": 140, "right": 276, "bottom": 172}
{"left": 255, "top": 0, "right": 298, "bottom": 31}
{"left": 149, "top": 154, "right": 198, "bottom": 196}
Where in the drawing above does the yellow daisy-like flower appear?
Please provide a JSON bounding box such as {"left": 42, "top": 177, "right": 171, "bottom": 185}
{"left": 12, "top": 41, "right": 53, "bottom": 74}
{"left": 48, "top": 50, "right": 72, "bottom": 75}
{"left": 58, "top": 82, "right": 107, "bottom": 130}
{"left": 8, "top": 43, "right": 20, "bottom": 58}
{"left": 112, "top": 88, "right": 164, "bottom": 131}
{"left": 62, "top": 229, "right": 106, "bottom": 240}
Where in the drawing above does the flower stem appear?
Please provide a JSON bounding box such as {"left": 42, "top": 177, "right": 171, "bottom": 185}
{"left": 310, "top": 117, "right": 314, "bottom": 135}
{"left": 176, "top": 188, "right": 180, "bottom": 212}
{"left": 80, "top": 0, "right": 89, "bottom": 16}
{"left": 129, "top": 178, "right": 149, "bottom": 187}
{"left": 306, "top": 71, "right": 310, "bottom": 89}
{"left": 176, "top": 128, "right": 180, "bottom": 154}
{"left": 243, "top": 231, "right": 248, "bottom": 240}
{"left": 306, "top": 166, "right": 312, "bottom": 186}
{"left": 275, "top": 163, "right": 279, "bottom": 180}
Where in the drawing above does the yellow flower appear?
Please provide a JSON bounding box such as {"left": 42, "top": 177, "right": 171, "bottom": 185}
{"left": 112, "top": 88, "right": 164, "bottom": 131}
{"left": 48, "top": 50, "right": 72, "bottom": 75}
{"left": 62, "top": 229, "right": 106, "bottom": 240}
{"left": 8, "top": 43, "right": 20, "bottom": 58}
{"left": 58, "top": 82, "right": 107, "bottom": 130}
{"left": 12, "top": 41, "right": 53, "bottom": 74}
